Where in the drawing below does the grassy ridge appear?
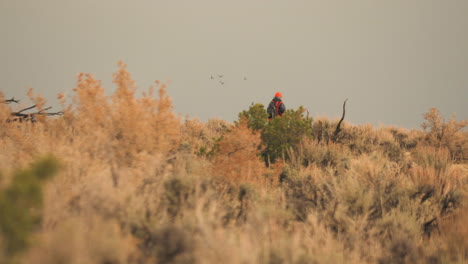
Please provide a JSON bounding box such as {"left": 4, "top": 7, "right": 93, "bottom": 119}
{"left": 0, "top": 63, "right": 467, "bottom": 264}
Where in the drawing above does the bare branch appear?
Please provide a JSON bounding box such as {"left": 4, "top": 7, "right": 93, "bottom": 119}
{"left": 7, "top": 104, "right": 63, "bottom": 123}
{"left": 36, "top": 110, "right": 63, "bottom": 116}
{"left": 332, "top": 98, "right": 348, "bottom": 142}
{"left": 17, "top": 105, "right": 37, "bottom": 114}
{"left": 1, "top": 98, "right": 20, "bottom": 104}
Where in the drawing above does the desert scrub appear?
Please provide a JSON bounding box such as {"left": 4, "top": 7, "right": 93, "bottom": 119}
{"left": 163, "top": 177, "right": 196, "bottom": 218}
{"left": 421, "top": 107, "right": 468, "bottom": 162}
{"left": 337, "top": 124, "right": 397, "bottom": 156}
{"left": 138, "top": 224, "right": 196, "bottom": 264}
{"left": 1, "top": 65, "right": 467, "bottom": 264}
{"left": 293, "top": 139, "right": 351, "bottom": 173}
{"left": 60, "top": 61, "right": 181, "bottom": 166}
{"left": 211, "top": 118, "right": 267, "bottom": 185}
{"left": 180, "top": 118, "right": 231, "bottom": 157}
{"left": 389, "top": 127, "right": 419, "bottom": 150}
{"left": 311, "top": 116, "right": 351, "bottom": 144}
{"left": 281, "top": 168, "right": 336, "bottom": 221}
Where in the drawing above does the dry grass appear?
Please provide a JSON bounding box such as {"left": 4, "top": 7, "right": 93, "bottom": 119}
{"left": 0, "top": 63, "right": 467, "bottom": 264}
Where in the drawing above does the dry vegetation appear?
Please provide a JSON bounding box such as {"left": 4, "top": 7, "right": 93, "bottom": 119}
{"left": 0, "top": 62, "right": 467, "bottom": 264}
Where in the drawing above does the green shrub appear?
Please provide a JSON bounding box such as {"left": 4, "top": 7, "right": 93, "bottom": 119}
{"left": 237, "top": 103, "right": 269, "bottom": 131}
{"left": 261, "top": 107, "right": 313, "bottom": 163}
{"left": 237, "top": 104, "right": 314, "bottom": 163}
{"left": 0, "top": 156, "right": 59, "bottom": 261}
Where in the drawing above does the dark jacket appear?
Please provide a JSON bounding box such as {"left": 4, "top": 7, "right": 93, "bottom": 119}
{"left": 267, "top": 97, "right": 286, "bottom": 119}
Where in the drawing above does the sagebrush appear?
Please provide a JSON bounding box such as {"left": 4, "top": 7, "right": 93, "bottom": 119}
{"left": 0, "top": 63, "right": 467, "bottom": 264}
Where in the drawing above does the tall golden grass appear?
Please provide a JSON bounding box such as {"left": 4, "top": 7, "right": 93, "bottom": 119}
{"left": 0, "top": 63, "right": 467, "bottom": 264}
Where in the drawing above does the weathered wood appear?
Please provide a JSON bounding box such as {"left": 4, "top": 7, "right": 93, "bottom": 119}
{"left": 2, "top": 99, "right": 63, "bottom": 123}
{"left": 332, "top": 98, "right": 348, "bottom": 142}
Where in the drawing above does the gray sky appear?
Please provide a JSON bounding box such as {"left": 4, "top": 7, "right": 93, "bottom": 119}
{"left": 1, "top": 0, "right": 467, "bottom": 129}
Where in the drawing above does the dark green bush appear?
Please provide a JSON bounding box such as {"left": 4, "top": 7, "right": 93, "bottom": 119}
{"left": 237, "top": 103, "right": 269, "bottom": 131}
{"left": 0, "top": 156, "right": 59, "bottom": 260}
{"left": 261, "top": 107, "right": 313, "bottom": 163}
{"left": 238, "top": 104, "right": 314, "bottom": 163}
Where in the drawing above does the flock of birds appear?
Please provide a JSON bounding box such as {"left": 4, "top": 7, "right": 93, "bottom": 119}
{"left": 210, "top": 74, "right": 247, "bottom": 85}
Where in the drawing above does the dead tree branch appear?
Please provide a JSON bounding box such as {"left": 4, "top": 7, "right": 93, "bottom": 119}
{"left": 16, "top": 105, "right": 37, "bottom": 114}
{"left": 1, "top": 98, "right": 20, "bottom": 104}
{"left": 332, "top": 98, "right": 348, "bottom": 142}
{"left": 4, "top": 100, "right": 63, "bottom": 123}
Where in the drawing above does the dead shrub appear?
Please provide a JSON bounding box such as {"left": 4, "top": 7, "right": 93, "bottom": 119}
{"left": 436, "top": 204, "right": 468, "bottom": 262}
{"left": 294, "top": 138, "right": 351, "bottom": 173}
{"left": 143, "top": 224, "right": 196, "bottom": 264}
{"left": 338, "top": 123, "right": 378, "bottom": 155}
{"left": 23, "top": 215, "right": 135, "bottom": 264}
{"left": 163, "top": 177, "right": 194, "bottom": 218}
{"left": 71, "top": 72, "right": 110, "bottom": 129}
{"left": 0, "top": 92, "right": 12, "bottom": 123}
{"left": 110, "top": 63, "right": 180, "bottom": 164}
{"left": 374, "top": 212, "right": 421, "bottom": 264}
{"left": 311, "top": 116, "right": 334, "bottom": 143}
{"left": 61, "top": 61, "right": 181, "bottom": 166}
{"left": 389, "top": 127, "right": 419, "bottom": 150}
{"left": 283, "top": 171, "right": 336, "bottom": 221}
{"left": 409, "top": 146, "right": 454, "bottom": 192}
{"left": 212, "top": 118, "right": 266, "bottom": 184}
{"left": 221, "top": 183, "right": 259, "bottom": 225}
{"left": 180, "top": 118, "right": 231, "bottom": 157}
{"left": 379, "top": 140, "right": 404, "bottom": 163}
{"left": 421, "top": 108, "right": 468, "bottom": 162}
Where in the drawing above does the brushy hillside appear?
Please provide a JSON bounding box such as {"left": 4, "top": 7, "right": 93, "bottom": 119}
{"left": 0, "top": 62, "right": 467, "bottom": 264}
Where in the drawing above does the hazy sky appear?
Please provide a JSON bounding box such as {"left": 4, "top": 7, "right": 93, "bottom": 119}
{"left": 1, "top": 0, "right": 467, "bottom": 129}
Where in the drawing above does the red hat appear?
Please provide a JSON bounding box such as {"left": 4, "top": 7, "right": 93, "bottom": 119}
{"left": 274, "top": 92, "right": 283, "bottom": 98}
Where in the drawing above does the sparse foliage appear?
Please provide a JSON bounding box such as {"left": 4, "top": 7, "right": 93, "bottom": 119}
{"left": 212, "top": 118, "right": 266, "bottom": 184}
{"left": 421, "top": 107, "right": 468, "bottom": 162}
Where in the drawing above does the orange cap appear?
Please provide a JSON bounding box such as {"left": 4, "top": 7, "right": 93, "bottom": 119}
{"left": 275, "top": 92, "right": 283, "bottom": 98}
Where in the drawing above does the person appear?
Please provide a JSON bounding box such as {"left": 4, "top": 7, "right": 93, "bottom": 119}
{"left": 267, "top": 92, "right": 286, "bottom": 120}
